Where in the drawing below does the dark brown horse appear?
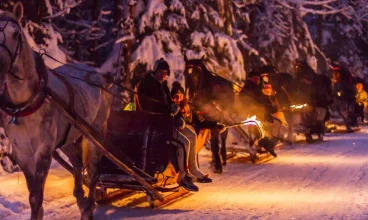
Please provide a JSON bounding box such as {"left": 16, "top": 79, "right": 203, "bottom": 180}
{"left": 183, "top": 55, "right": 258, "bottom": 170}
{"left": 292, "top": 60, "right": 333, "bottom": 140}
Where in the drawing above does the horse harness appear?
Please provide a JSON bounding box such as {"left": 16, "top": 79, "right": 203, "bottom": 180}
{"left": 0, "top": 52, "right": 76, "bottom": 148}
{"left": 0, "top": 16, "right": 24, "bottom": 80}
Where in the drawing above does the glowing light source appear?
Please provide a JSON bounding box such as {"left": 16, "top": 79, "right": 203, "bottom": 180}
{"left": 290, "top": 103, "right": 308, "bottom": 109}
{"left": 240, "top": 115, "right": 264, "bottom": 137}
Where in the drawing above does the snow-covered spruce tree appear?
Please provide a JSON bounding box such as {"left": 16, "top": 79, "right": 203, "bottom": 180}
{"left": 232, "top": 0, "right": 331, "bottom": 75}
{"left": 0, "top": 0, "right": 67, "bottom": 68}
{"left": 129, "top": 0, "right": 247, "bottom": 88}
{"left": 304, "top": 0, "right": 368, "bottom": 78}
{"left": 0, "top": 0, "right": 121, "bottom": 69}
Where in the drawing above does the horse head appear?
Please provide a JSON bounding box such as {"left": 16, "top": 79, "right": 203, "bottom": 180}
{"left": 0, "top": 3, "right": 25, "bottom": 88}
{"left": 330, "top": 64, "right": 353, "bottom": 86}
{"left": 0, "top": 3, "right": 40, "bottom": 106}
{"left": 183, "top": 55, "right": 208, "bottom": 100}
{"left": 295, "top": 60, "right": 316, "bottom": 80}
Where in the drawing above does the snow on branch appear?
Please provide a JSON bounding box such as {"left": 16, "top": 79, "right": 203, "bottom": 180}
{"left": 115, "top": 34, "right": 135, "bottom": 44}
{"left": 301, "top": 6, "right": 352, "bottom": 16}
{"left": 168, "top": 14, "right": 189, "bottom": 30}
{"left": 42, "top": 0, "right": 83, "bottom": 20}
{"left": 208, "top": 6, "right": 224, "bottom": 29}
{"left": 278, "top": 0, "right": 353, "bottom": 17}
{"left": 169, "top": 0, "right": 186, "bottom": 16}
{"left": 44, "top": 0, "right": 53, "bottom": 16}
{"left": 301, "top": 0, "right": 337, "bottom": 6}
{"left": 138, "top": 0, "right": 167, "bottom": 33}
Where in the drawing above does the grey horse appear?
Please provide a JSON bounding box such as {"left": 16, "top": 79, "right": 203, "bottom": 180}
{"left": 0, "top": 3, "right": 112, "bottom": 220}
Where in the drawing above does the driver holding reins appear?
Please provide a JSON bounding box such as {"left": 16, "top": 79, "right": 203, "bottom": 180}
{"left": 135, "top": 58, "right": 199, "bottom": 192}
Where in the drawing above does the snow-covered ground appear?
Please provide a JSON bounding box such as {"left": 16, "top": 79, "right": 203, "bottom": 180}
{"left": 2, "top": 127, "right": 368, "bottom": 219}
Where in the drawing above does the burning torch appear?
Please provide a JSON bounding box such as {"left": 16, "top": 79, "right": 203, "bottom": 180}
{"left": 224, "top": 115, "right": 264, "bottom": 138}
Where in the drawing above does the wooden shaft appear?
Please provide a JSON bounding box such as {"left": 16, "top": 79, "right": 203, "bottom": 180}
{"left": 46, "top": 95, "right": 164, "bottom": 201}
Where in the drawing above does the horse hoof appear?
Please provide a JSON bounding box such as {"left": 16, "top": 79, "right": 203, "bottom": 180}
{"left": 250, "top": 154, "right": 258, "bottom": 164}
{"left": 77, "top": 197, "right": 89, "bottom": 213}
{"left": 81, "top": 210, "right": 94, "bottom": 220}
{"left": 80, "top": 215, "right": 93, "bottom": 220}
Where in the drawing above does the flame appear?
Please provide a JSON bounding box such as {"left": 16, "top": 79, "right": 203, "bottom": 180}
{"left": 337, "top": 91, "right": 342, "bottom": 97}
{"left": 290, "top": 103, "right": 308, "bottom": 109}
{"left": 241, "top": 115, "right": 264, "bottom": 138}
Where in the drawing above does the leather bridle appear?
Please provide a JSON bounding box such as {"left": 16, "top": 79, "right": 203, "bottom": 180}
{"left": 0, "top": 16, "right": 24, "bottom": 80}
{"left": 184, "top": 63, "right": 203, "bottom": 100}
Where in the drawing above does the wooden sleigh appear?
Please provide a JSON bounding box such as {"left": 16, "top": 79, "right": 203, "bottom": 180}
{"left": 50, "top": 95, "right": 193, "bottom": 208}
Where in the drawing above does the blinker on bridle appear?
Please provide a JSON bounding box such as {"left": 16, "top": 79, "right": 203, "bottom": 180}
{"left": 0, "top": 16, "right": 24, "bottom": 81}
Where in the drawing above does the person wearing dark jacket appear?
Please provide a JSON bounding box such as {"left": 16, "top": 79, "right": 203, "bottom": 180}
{"left": 171, "top": 82, "right": 224, "bottom": 181}
{"left": 135, "top": 58, "right": 198, "bottom": 192}
{"left": 331, "top": 66, "right": 356, "bottom": 132}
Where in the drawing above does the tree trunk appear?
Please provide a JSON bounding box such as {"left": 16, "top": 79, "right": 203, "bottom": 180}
{"left": 217, "top": 0, "right": 225, "bottom": 18}
{"left": 114, "top": 0, "right": 123, "bottom": 25}
{"left": 224, "top": 0, "right": 233, "bottom": 36}
{"left": 218, "top": 0, "right": 233, "bottom": 36}
{"left": 89, "top": 0, "right": 100, "bottom": 64}
{"left": 122, "top": 0, "right": 136, "bottom": 87}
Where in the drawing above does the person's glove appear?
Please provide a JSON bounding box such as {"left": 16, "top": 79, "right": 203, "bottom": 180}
{"left": 217, "top": 123, "right": 225, "bottom": 130}
{"left": 216, "top": 123, "right": 226, "bottom": 133}
{"left": 171, "top": 104, "right": 180, "bottom": 116}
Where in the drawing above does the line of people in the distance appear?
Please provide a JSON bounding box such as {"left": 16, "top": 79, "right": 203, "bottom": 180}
{"left": 133, "top": 57, "right": 368, "bottom": 193}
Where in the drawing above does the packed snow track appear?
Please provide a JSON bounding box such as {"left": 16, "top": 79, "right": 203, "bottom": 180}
{"left": 1, "top": 128, "right": 368, "bottom": 219}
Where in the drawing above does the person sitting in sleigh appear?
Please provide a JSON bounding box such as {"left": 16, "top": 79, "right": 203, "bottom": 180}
{"left": 171, "top": 81, "right": 226, "bottom": 177}
{"left": 135, "top": 58, "right": 199, "bottom": 191}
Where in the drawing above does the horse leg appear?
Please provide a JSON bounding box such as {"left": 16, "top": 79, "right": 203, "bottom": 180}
{"left": 210, "top": 129, "right": 222, "bottom": 173}
{"left": 283, "top": 111, "right": 293, "bottom": 143}
{"left": 60, "top": 140, "right": 87, "bottom": 212}
{"left": 220, "top": 129, "right": 228, "bottom": 166}
{"left": 337, "top": 107, "right": 353, "bottom": 132}
{"left": 81, "top": 138, "right": 102, "bottom": 220}
{"left": 17, "top": 149, "right": 53, "bottom": 220}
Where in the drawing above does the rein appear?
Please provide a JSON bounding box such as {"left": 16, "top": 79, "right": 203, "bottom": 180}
{"left": 40, "top": 52, "right": 170, "bottom": 107}
{"left": 0, "top": 16, "right": 24, "bottom": 80}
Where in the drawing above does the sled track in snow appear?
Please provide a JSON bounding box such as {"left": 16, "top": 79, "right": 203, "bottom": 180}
{"left": 2, "top": 128, "right": 368, "bottom": 219}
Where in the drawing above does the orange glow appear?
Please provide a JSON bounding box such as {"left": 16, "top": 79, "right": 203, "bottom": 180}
{"left": 241, "top": 115, "right": 264, "bottom": 137}
{"left": 290, "top": 103, "right": 308, "bottom": 110}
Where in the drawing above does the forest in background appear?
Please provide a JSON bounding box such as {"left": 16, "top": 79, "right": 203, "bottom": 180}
{"left": 0, "top": 0, "right": 367, "bottom": 103}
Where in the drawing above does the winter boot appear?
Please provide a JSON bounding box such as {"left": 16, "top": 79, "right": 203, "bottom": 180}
{"left": 258, "top": 137, "right": 277, "bottom": 157}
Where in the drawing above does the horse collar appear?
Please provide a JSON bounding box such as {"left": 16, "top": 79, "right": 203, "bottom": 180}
{"left": 0, "top": 54, "right": 48, "bottom": 125}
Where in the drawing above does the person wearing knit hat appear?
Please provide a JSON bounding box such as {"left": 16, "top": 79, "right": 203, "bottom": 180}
{"left": 135, "top": 59, "right": 199, "bottom": 192}
{"left": 152, "top": 58, "right": 170, "bottom": 82}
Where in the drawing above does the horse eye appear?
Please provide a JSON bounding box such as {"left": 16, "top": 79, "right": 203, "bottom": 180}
{"left": 13, "top": 30, "right": 19, "bottom": 39}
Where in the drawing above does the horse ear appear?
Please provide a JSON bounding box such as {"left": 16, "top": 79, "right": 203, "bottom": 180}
{"left": 184, "top": 55, "right": 188, "bottom": 63}
{"left": 201, "top": 55, "right": 205, "bottom": 61}
{"left": 13, "top": 2, "right": 24, "bottom": 23}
